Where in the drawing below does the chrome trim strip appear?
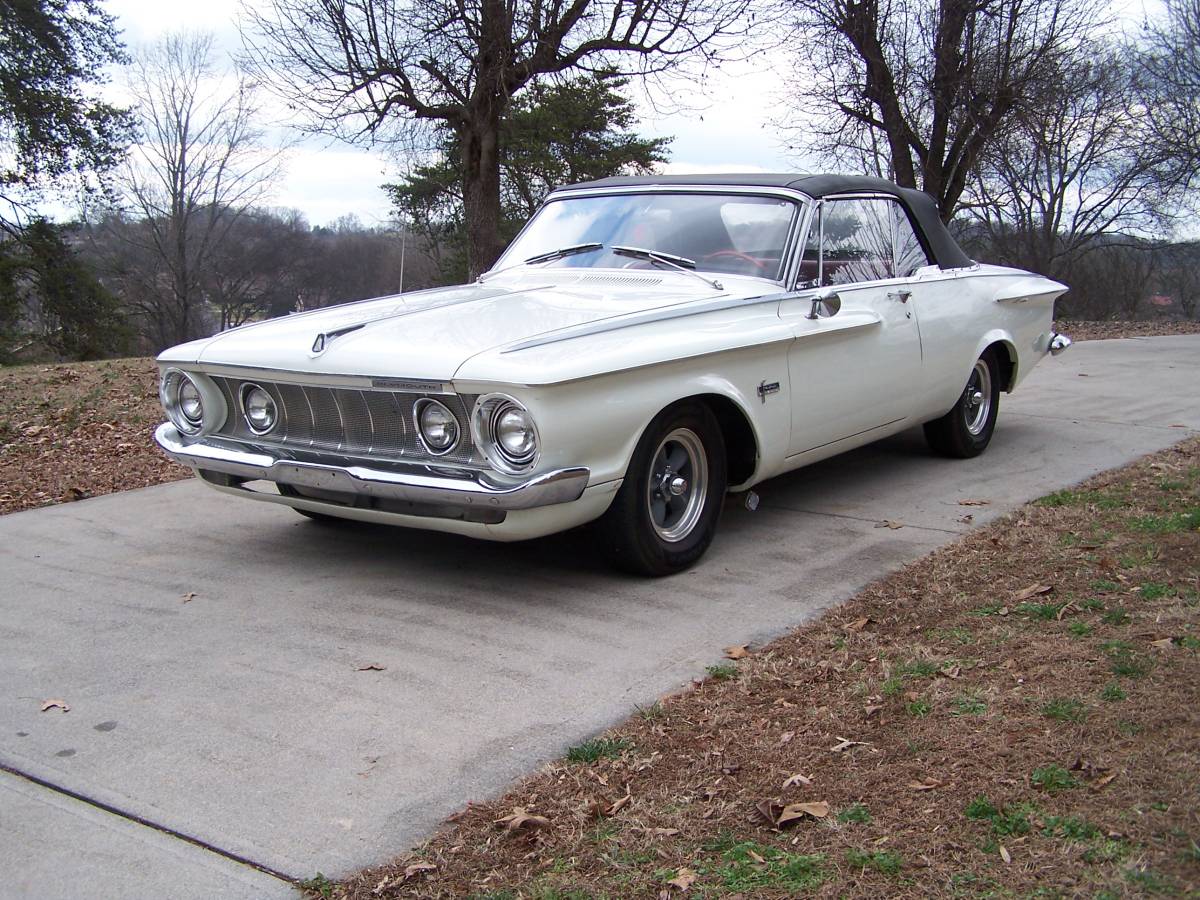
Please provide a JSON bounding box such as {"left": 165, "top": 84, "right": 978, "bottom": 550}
{"left": 161, "top": 363, "right": 451, "bottom": 393}
{"left": 155, "top": 423, "right": 588, "bottom": 511}
{"left": 501, "top": 289, "right": 806, "bottom": 354}
{"left": 487, "top": 184, "right": 813, "bottom": 284}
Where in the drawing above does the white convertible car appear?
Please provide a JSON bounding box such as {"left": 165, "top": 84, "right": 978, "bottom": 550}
{"left": 155, "top": 174, "right": 1070, "bottom": 574}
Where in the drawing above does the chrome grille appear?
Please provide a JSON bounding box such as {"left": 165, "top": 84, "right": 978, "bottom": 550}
{"left": 212, "top": 377, "right": 479, "bottom": 466}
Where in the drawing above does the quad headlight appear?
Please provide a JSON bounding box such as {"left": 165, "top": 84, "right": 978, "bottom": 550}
{"left": 240, "top": 384, "right": 278, "bottom": 435}
{"left": 472, "top": 394, "right": 539, "bottom": 474}
{"left": 414, "top": 398, "right": 460, "bottom": 455}
{"left": 160, "top": 368, "right": 221, "bottom": 436}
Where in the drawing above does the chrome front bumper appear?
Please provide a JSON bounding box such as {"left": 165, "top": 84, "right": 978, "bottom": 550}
{"left": 154, "top": 423, "right": 589, "bottom": 512}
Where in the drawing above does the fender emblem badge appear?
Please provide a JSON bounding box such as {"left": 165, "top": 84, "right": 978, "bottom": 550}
{"left": 757, "top": 380, "right": 780, "bottom": 402}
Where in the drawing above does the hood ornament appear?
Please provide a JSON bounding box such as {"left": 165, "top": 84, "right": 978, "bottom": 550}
{"left": 309, "top": 322, "right": 365, "bottom": 357}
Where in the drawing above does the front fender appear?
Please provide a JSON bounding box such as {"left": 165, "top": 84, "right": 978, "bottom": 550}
{"left": 456, "top": 343, "right": 791, "bottom": 491}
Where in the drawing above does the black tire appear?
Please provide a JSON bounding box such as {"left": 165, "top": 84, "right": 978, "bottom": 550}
{"left": 923, "top": 349, "right": 1001, "bottom": 458}
{"left": 599, "top": 401, "right": 728, "bottom": 576}
{"left": 277, "top": 483, "right": 345, "bottom": 523}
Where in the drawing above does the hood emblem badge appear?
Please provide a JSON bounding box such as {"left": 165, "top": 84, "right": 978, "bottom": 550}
{"left": 309, "top": 323, "right": 366, "bottom": 357}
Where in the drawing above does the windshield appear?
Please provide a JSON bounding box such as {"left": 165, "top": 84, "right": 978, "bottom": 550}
{"left": 493, "top": 192, "right": 800, "bottom": 282}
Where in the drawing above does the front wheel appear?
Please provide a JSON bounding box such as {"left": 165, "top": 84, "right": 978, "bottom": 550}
{"left": 923, "top": 350, "right": 1001, "bottom": 458}
{"left": 599, "top": 402, "right": 727, "bottom": 576}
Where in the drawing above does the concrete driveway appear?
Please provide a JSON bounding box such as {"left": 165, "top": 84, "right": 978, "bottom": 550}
{"left": 2, "top": 335, "right": 1198, "bottom": 898}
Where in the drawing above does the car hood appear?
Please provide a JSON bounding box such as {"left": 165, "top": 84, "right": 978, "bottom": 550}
{"left": 180, "top": 272, "right": 734, "bottom": 380}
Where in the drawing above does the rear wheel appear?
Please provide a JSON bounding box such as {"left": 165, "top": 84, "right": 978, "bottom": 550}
{"left": 599, "top": 401, "right": 727, "bottom": 576}
{"left": 923, "top": 350, "right": 1001, "bottom": 458}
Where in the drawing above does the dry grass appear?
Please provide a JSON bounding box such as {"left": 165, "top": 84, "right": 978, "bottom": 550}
{"left": 329, "top": 439, "right": 1200, "bottom": 899}
{"left": 0, "top": 357, "right": 186, "bottom": 515}
{"left": 1056, "top": 319, "right": 1200, "bottom": 341}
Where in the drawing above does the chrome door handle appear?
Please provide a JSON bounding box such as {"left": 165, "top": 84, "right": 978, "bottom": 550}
{"left": 889, "top": 289, "right": 912, "bottom": 303}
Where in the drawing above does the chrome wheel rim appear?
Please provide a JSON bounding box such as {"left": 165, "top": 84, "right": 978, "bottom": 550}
{"left": 964, "top": 360, "right": 992, "bottom": 436}
{"left": 646, "top": 427, "right": 708, "bottom": 543}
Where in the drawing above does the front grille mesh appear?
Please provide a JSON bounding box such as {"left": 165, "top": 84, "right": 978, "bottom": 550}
{"left": 211, "top": 377, "right": 479, "bottom": 466}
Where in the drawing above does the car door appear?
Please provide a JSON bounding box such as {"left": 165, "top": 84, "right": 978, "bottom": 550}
{"left": 779, "top": 196, "right": 926, "bottom": 456}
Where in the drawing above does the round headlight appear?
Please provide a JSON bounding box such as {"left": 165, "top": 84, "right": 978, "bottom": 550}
{"left": 495, "top": 406, "right": 536, "bottom": 463}
{"left": 241, "top": 384, "right": 277, "bottom": 435}
{"left": 178, "top": 380, "right": 203, "bottom": 425}
{"left": 160, "top": 369, "right": 205, "bottom": 435}
{"left": 415, "top": 398, "right": 459, "bottom": 454}
{"left": 472, "top": 394, "right": 539, "bottom": 473}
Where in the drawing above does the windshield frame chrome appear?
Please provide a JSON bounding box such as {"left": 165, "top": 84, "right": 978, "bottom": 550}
{"left": 487, "top": 185, "right": 812, "bottom": 287}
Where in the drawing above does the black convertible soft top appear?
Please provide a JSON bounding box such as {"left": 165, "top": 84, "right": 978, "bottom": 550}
{"left": 555, "top": 173, "right": 973, "bottom": 270}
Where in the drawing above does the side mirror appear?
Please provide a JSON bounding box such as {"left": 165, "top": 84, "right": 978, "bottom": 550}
{"left": 806, "top": 287, "right": 841, "bottom": 320}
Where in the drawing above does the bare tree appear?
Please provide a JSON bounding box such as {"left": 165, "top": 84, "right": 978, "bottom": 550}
{"left": 965, "top": 47, "right": 1174, "bottom": 279}
{"left": 108, "top": 32, "right": 284, "bottom": 348}
{"left": 1139, "top": 0, "right": 1200, "bottom": 190}
{"left": 200, "top": 207, "right": 311, "bottom": 330}
{"left": 1158, "top": 243, "right": 1200, "bottom": 319}
{"left": 240, "top": 0, "right": 758, "bottom": 275}
{"left": 783, "top": 0, "right": 1098, "bottom": 220}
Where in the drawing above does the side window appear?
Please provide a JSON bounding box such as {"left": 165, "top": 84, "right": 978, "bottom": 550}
{"left": 893, "top": 203, "right": 932, "bottom": 277}
{"left": 820, "top": 199, "right": 894, "bottom": 285}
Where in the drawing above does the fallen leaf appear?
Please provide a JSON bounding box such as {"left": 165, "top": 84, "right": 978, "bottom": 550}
{"left": 830, "top": 737, "right": 870, "bottom": 753}
{"left": 959, "top": 498, "right": 990, "bottom": 506}
{"left": 1011, "top": 583, "right": 1054, "bottom": 602}
{"left": 495, "top": 807, "right": 551, "bottom": 833}
{"left": 782, "top": 773, "right": 813, "bottom": 789}
{"left": 845, "top": 617, "right": 872, "bottom": 632}
{"left": 957, "top": 513, "right": 975, "bottom": 524}
{"left": 723, "top": 644, "right": 750, "bottom": 660}
{"left": 356, "top": 663, "right": 386, "bottom": 671}
{"left": 777, "top": 801, "right": 830, "bottom": 824}
{"left": 1094, "top": 772, "right": 1119, "bottom": 788}
{"left": 666, "top": 867, "right": 697, "bottom": 891}
{"left": 908, "top": 779, "right": 942, "bottom": 791}
{"left": 779, "top": 731, "right": 795, "bottom": 745}
{"left": 938, "top": 665, "right": 962, "bottom": 679}
{"left": 647, "top": 827, "right": 680, "bottom": 837}
{"left": 403, "top": 861, "right": 436, "bottom": 879}
{"left": 747, "top": 849, "right": 766, "bottom": 863}
{"left": 607, "top": 792, "right": 632, "bottom": 816}
{"left": 875, "top": 519, "right": 904, "bottom": 529}
{"left": 40, "top": 699, "right": 69, "bottom": 713}
{"left": 999, "top": 845, "right": 1011, "bottom": 864}
{"left": 1149, "top": 638, "right": 1174, "bottom": 650}
{"left": 181, "top": 592, "right": 196, "bottom": 603}
{"left": 751, "top": 799, "right": 781, "bottom": 826}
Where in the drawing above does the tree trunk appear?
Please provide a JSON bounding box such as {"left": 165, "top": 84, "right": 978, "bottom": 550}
{"left": 460, "top": 114, "right": 505, "bottom": 279}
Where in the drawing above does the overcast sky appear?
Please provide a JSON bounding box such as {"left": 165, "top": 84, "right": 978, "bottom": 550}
{"left": 102, "top": 0, "right": 799, "bottom": 228}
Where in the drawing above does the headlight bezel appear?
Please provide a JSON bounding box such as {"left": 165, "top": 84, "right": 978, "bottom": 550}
{"left": 413, "top": 397, "right": 461, "bottom": 456}
{"left": 472, "top": 393, "right": 540, "bottom": 475}
{"left": 160, "top": 368, "right": 225, "bottom": 437}
{"left": 239, "top": 383, "right": 279, "bottom": 435}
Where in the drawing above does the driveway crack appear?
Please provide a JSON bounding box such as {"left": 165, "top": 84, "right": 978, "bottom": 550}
{"left": 761, "top": 503, "right": 963, "bottom": 535}
{"left": 0, "top": 760, "right": 299, "bottom": 886}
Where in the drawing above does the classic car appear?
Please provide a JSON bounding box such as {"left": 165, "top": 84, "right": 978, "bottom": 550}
{"left": 154, "top": 174, "right": 1071, "bottom": 575}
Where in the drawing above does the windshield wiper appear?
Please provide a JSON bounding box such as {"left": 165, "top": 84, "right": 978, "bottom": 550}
{"left": 480, "top": 242, "right": 604, "bottom": 282}
{"left": 611, "top": 245, "right": 723, "bottom": 291}
{"left": 523, "top": 242, "right": 603, "bottom": 265}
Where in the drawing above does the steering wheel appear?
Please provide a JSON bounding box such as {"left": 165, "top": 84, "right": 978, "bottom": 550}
{"left": 701, "top": 249, "right": 767, "bottom": 272}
